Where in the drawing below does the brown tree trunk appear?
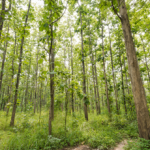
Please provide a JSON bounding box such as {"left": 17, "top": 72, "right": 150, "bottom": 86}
{"left": 34, "top": 48, "right": 39, "bottom": 113}
{"left": 109, "top": 29, "right": 119, "bottom": 113}
{"left": 117, "top": 0, "right": 150, "bottom": 139}
{"left": 6, "top": 33, "right": 16, "bottom": 115}
{"left": 0, "top": 25, "right": 9, "bottom": 94}
{"left": 68, "top": 18, "right": 74, "bottom": 113}
{"left": 89, "top": 27, "right": 98, "bottom": 114}
{"left": 94, "top": 51, "right": 101, "bottom": 114}
{"left": 25, "top": 53, "right": 31, "bottom": 112}
{"left": 49, "top": 24, "right": 55, "bottom": 135}
{"left": 10, "top": 0, "right": 31, "bottom": 126}
{"left": 140, "top": 36, "right": 150, "bottom": 83}
{"left": 119, "top": 48, "right": 127, "bottom": 114}
{"left": 0, "top": 0, "right": 11, "bottom": 38}
{"left": 102, "top": 24, "right": 111, "bottom": 115}
{"left": 79, "top": 9, "right": 88, "bottom": 121}
{"left": 123, "top": 55, "right": 133, "bottom": 111}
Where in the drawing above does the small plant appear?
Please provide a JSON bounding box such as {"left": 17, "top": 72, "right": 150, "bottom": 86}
{"left": 125, "top": 138, "right": 150, "bottom": 150}
{"left": 44, "top": 135, "right": 61, "bottom": 149}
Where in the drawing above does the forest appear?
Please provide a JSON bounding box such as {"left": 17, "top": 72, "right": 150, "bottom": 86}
{"left": 0, "top": 0, "right": 150, "bottom": 149}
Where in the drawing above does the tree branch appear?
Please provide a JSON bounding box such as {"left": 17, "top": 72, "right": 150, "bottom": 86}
{"left": 44, "top": 43, "right": 49, "bottom": 53}
{"left": 5, "top": 0, "right": 12, "bottom": 12}
{"left": 111, "top": 0, "right": 122, "bottom": 20}
{"left": 49, "top": 1, "right": 68, "bottom": 25}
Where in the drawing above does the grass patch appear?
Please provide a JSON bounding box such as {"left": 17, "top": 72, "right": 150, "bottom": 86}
{"left": 0, "top": 110, "right": 139, "bottom": 150}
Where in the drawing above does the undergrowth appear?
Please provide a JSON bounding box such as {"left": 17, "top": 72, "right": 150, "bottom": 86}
{"left": 0, "top": 109, "right": 139, "bottom": 150}
{"left": 124, "top": 138, "right": 150, "bottom": 150}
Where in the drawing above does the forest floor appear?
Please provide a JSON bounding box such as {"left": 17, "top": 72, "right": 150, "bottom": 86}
{"left": 60, "top": 140, "right": 127, "bottom": 150}
{"left": 0, "top": 110, "right": 140, "bottom": 150}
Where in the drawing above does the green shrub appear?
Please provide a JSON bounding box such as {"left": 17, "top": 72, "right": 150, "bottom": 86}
{"left": 125, "top": 138, "right": 150, "bottom": 150}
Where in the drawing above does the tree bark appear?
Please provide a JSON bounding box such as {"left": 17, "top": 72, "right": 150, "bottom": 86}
{"left": 140, "top": 36, "right": 150, "bottom": 83}
{"left": 79, "top": 9, "right": 88, "bottom": 121}
{"left": 119, "top": 48, "right": 127, "bottom": 114}
{"left": 109, "top": 29, "right": 119, "bottom": 113}
{"left": 7, "top": 33, "right": 16, "bottom": 115}
{"left": 25, "top": 53, "right": 31, "bottom": 112}
{"left": 34, "top": 47, "right": 39, "bottom": 113}
{"left": 10, "top": 0, "right": 31, "bottom": 126}
{"left": 0, "top": 24, "right": 9, "bottom": 94}
{"left": 117, "top": 0, "right": 150, "bottom": 139}
{"left": 89, "top": 26, "right": 98, "bottom": 114}
{"left": 0, "top": 0, "right": 11, "bottom": 38}
{"left": 49, "top": 24, "right": 55, "bottom": 135}
{"left": 102, "top": 24, "right": 111, "bottom": 115}
{"left": 68, "top": 19, "right": 74, "bottom": 113}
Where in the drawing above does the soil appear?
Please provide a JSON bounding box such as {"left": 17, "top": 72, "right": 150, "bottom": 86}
{"left": 60, "top": 140, "right": 128, "bottom": 150}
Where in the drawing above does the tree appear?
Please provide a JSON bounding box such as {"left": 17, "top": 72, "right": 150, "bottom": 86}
{"left": 112, "top": 0, "right": 150, "bottom": 139}
{"left": 10, "top": 0, "right": 31, "bottom": 126}
{"left": 0, "top": 0, "right": 11, "bottom": 38}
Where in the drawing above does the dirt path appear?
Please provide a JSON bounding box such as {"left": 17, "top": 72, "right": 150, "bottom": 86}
{"left": 113, "top": 140, "right": 127, "bottom": 150}
{"left": 60, "top": 140, "right": 128, "bottom": 150}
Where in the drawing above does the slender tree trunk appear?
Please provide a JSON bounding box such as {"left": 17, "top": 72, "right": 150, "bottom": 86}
{"left": 39, "top": 83, "right": 42, "bottom": 115}
{"left": 68, "top": 19, "right": 74, "bottom": 113}
{"left": 21, "top": 88, "right": 25, "bottom": 112}
{"left": 89, "top": 30, "right": 98, "bottom": 114}
{"left": 123, "top": 55, "right": 132, "bottom": 111}
{"left": 140, "top": 36, "right": 150, "bottom": 83}
{"left": 79, "top": 10, "right": 88, "bottom": 121}
{"left": 67, "top": 47, "right": 71, "bottom": 113}
{"left": 0, "top": 25, "right": 9, "bottom": 94}
{"left": 117, "top": 0, "right": 150, "bottom": 139}
{"left": 119, "top": 48, "right": 127, "bottom": 114}
{"left": 94, "top": 53, "right": 101, "bottom": 114}
{"left": 10, "top": 0, "right": 31, "bottom": 126}
{"left": 109, "top": 29, "right": 119, "bottom": 113}
{"left": 64, "top": 45, "right": 68, "bottom": 133}
{"left": 7, "top": 36, "right": 16, "bottom": 115}
{"left": 25, "top": 54, "right": 31, "bottom": 112}
{"left": 0, "top": 87, "right": 5, "bottom": 110}
{"left": 34, "top": 48, "right": 39, "bottom": 113}
{"left": 102, "top": 25, "right": 111, "bottom": 115}
{"left": 0, "top": 0, "right": 11, "bottom": 38}
{"left": 49, "top": 24, "right": 55, "bottom": 135}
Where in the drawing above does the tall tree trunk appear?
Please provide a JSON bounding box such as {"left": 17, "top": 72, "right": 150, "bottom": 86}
{"left": 0, "top": 87, "right": 5, "bottom": 110}
{"left": 140, "top": 36, "right": 150, "bottom": 83}
{"left": 109, "top": 29, "right": 119, "bottom": 113}
{"left": 89, "top": 27, "right": 98, "bottom": 114}
{"left": 7, "top": 33, "right": 16, "bottom": 115}
{"left": 49, "top": 24, "right": 55, "bottom": 135}
{"left": 68, "top": 19, "right": 74, "bottom": 113}
{"left": 0, "top": 0, "right": 11, "bottom": 38}
{"left": 102, "top": 24, "right": 111, "bottom": 115}
{"left": 39, "top": 82, "right": 42, "bottom": 116}
{"left": 10, "top": 0, "right": 31, "bottom": 126}
{"left": 123, "top": 55, "right": 132, "bottom": 111}
{"left": 64, "top": 45, "right": 68, "bottom": 133}
{"left": 117, "top": 0, "right": 150, "bottom": 139}
{"left": 79, "top": 9, "right": 88, "bottom": 121}
{"left": 94, "top": 52, "right": 101, "bottom": 114}
{"left": 34, "top": 48, "right": 39, "bottom": 113}
{"left": 25, "top": 54, "right": 31, "bottom": 112}
{"left": 0, "top": 25, "right": 9, "bottom": 94}
{"left": 119, "top": 48, "right": 127, "bottom": 114}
